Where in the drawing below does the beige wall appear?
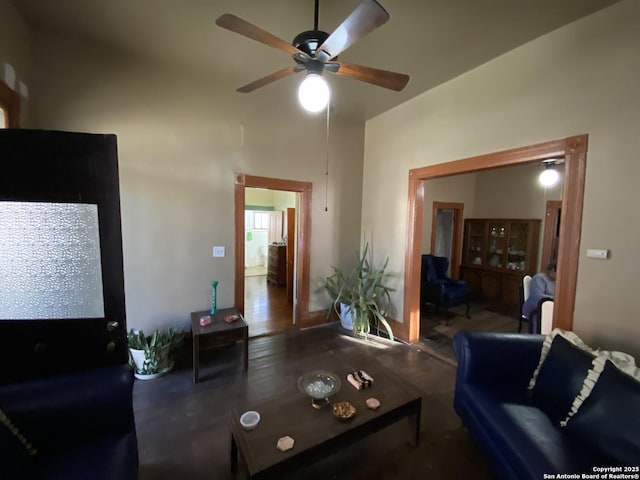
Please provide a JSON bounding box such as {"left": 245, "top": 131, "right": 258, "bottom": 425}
{"left": 0, "top": 0, "right": 31, "bottom": 125}
{"left": 21, "top": 27, "right": 364, "bottom": 332}
{"left": 245, "top": 189, "right": 296, "bottom": 211}
{"left": 245, "top": 188, "right": 275, "bottom": 207}
{"left": 364, "top": 0, "right": 640, "bottom": 357}
{"left": 273, "top": 191, "right": 296, "bottom": 211}
{"left": 473, "top": 163, "right": 563, "bottom": 219}
{"left": 422, "top": 164, "right": 563, "bottom": 272}
{"left": 421, "top": 172, "right": 477, "bottom": 253}
{"left": 473, "top": 163, "right": 563, "bottom": 270}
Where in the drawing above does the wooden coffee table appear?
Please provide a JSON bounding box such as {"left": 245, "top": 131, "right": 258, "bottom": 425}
{"left": 229, "top": 353, "right": 421, "bottom": 478}
{"left": 190, "top": 308, "right": 248, "bottom": 383}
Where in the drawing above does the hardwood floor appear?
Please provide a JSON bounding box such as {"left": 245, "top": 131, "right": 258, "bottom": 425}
{"left": 244, "top": 266, "right": 267, "bottom": 277}
{"left": 419, "top": 302, "right": 520, "bottom": 365}
{"left": 244, "top": 274, "right": 293, "bottom": 337}
{"left": 133, "top": 325, "right": 492, "bottom": 480}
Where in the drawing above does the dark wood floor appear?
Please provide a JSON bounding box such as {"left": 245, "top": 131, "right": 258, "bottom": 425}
{"left": 419, "top": 302, "right": 520, "bottom": 365}
{"left": 244, "top": 274, "right": 293, "bottom": 337}
{"left": 133, "top": 324, "right": 492, "bottom": 480}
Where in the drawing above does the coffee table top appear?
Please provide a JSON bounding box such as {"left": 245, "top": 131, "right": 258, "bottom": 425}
{"left": 230, "top": 350, "right": 421, "bottom": 478}
{"left": 190, "top": 308, "right": 247, "bottom": 336}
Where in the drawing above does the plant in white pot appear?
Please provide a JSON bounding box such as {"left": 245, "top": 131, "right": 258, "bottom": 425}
{"left": 324, "top": 243, "right": 395, "bottom": 341}
{"left": 127, "top": 328, "right": 183, "bottom": 380}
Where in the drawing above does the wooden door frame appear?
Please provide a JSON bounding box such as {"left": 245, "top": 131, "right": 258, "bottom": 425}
{"left": 401, "top": 135, "right": 588, "bottom": 343}
{"left": 286, "top": 207, "right": 295, "bottom": 305}
{"left": 429, "top": 201, "right": 464, "bottom": 279}
{"left": 0, "top": 80, "right": 20, "bottom": 128}
{"left": 235, "top": 174, "right": 319, "bottom": 328}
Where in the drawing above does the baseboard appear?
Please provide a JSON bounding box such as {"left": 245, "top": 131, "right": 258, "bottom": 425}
{"left": 298, "top": 309, "right": 334, "bottom": 329}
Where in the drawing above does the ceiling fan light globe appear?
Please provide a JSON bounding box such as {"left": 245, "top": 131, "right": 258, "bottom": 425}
{"left": 298, "top": 74, "right": 330, "bottom": 113}
{"left": 539, "top": 168, "right": 560, "bottom": 187}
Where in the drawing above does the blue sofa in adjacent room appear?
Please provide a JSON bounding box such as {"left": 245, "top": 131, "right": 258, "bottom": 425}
{"left": 0, "top": 364, "right": 139, "bottom": 480}
{"left": 453, "top": 330, "right": 640, "bottom": 480}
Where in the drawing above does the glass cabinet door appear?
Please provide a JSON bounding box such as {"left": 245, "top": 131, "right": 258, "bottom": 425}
{"left": 463, "top": 219, "right": 539, "bottom": 272}
{"left": 466, "top": 221, "right": 484, "bottom": 265}
{"left": 486, "top": 221, "right": 506, "bottom": 268}
{"left": 507, "top": 222, "right": 530, "bottom": 271}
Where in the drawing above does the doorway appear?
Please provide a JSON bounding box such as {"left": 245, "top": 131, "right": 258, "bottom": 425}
{"left": 243, "top": 188, "right": 296, "bottom": 336}
{"left": 234, "top": 174, "right": 320, "bottom": 334}
{"left": 430, "top": 202, "right": 464, "bottom": 279}
{"left": 400, "top": 135, "right": 588, "bottom": 343}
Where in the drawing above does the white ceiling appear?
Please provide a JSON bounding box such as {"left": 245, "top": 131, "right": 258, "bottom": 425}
{"left": 11, "top": 0, "right": 619, "bottom": 121}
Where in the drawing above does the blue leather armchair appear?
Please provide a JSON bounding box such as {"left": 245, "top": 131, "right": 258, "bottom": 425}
{"left": 0, "top": 364, "right": 139, "bottom": 479}
{"left": 420, "top": 254, "right": 471, "bottom": 319}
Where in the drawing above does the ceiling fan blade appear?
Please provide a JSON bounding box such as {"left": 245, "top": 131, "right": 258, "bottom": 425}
{"left": 216, "top": 14, "right": 303, "bottom": 56}
{"left": 334, "top": 62, "right": 409, "bottom": 91}
{"left": 316, "top": 0, "right": 389, "bottom": 61}
{"left": 236, "top": 66, "right": 298, "bottom": 93}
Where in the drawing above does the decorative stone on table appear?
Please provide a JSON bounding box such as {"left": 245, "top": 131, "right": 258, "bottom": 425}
{"left": 346, "top": 370, "right": 374, "bottom": 390}
{"left": 276, "top": 435, "right": 295, "bottom": 452}
{"left": 366, "top": 397, "right": 381, "bottom": 410}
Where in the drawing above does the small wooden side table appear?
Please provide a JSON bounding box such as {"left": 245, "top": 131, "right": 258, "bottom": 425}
{"left": 190, "top": 308, "right": 248, "bottom": 383}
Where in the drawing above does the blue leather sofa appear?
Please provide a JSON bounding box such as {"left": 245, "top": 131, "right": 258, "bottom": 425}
{"left": 453, "top": 331, "right": 639, "bottom": 480}
{"left": 0, "top": 364, "right": 139, "bottom": 479}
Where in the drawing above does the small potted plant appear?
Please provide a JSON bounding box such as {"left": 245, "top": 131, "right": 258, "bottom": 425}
{"left": 324, "top": 243, "right": 395, "bottom": 341}
{"left": 127, "top": 328, "right": 184, "bottom": 380}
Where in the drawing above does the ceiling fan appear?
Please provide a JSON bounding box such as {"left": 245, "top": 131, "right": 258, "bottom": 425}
{"left": 216, "top": 0, "right": 410, "bottom": 111}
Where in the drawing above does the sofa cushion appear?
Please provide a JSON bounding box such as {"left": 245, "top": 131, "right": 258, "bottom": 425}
{"left": 562, "top": 350, "right": 640, "bottom": 426}
{"left": 0, "top": 365, "right": 134, "bottom": 450}
{"left": 0, "top": 407, "right": 38, "bottom": 475}
{"left": 528, "top": 329, "right": 594, "bottom": 389}
{"left": 564, "top": 360, "right": 640, "bottom": 466}
{"left": 530, "top": 335, "right": 594, "bottom": 426}
{"left": 458, "top": 384, "right": 600, "bottom": 479}
{"left": 0, "top": 365, "right": 137, "bottom": 480}
{"left": 31, "top": 432, "right": 138, "bottom": 480}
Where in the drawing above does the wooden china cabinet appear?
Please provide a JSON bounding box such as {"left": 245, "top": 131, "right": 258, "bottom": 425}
{"left": 460, "top": 218, "right": 541, "bottom": 314}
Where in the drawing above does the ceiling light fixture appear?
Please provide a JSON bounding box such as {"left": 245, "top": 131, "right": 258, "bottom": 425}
{"left": 298, "top": 73, "right": 330, "bottom": 113}
{"left": 539, "top": 159, "right": 562, "bottom": 187}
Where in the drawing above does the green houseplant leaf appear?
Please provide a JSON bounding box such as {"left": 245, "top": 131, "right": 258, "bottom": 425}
{"left": 323, "top": 243, "right": 395, "bottom": 341}
{"left": 127, "top": 328, "right": 184, "bottom": 375}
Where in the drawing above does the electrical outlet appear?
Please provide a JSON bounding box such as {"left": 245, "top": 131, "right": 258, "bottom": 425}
{"left": 212, "top": 246, "right": 225, "bottom": 257}
{"left": 586, "top": 248, "right": 608, "bottom": 259}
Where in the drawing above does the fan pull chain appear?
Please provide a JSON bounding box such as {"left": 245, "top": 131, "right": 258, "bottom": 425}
{"left": 324, "top": 98, "right": 330, "bottom": 212}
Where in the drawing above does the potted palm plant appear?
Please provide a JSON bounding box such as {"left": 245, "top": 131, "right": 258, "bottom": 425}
{"left": 324, "top": 243, "right": 395, "bottom": 341}
{"left": 127, "top": 328, "right": 184, "bottom": 380}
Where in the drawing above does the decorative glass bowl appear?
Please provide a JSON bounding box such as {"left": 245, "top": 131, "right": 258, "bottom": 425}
{"left": 297, "top": 370, "right": 342, "bottom": 409}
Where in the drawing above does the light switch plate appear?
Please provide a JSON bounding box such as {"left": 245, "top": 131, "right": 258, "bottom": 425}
{"left": 212, "top": 246, "right": 225, "bottom": 257}
{"left": 586, "top": 248, "right": 608, "bottom": 259}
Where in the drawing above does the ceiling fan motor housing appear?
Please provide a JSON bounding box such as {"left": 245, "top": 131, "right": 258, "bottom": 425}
{"left": 293, "top": 30, "right": 331, "bottom": 59}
